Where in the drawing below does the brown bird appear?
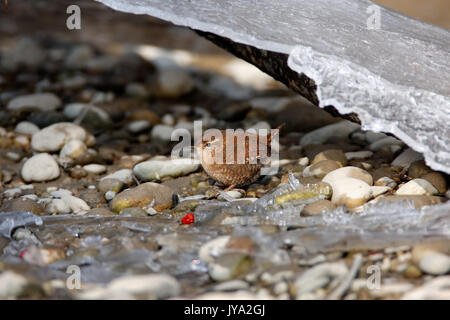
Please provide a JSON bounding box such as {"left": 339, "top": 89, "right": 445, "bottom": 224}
{"left": 195, "top": 124, "right": 283, "bottom": 190}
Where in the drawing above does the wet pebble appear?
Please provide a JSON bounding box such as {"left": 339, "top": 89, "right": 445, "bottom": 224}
{"left": 110, "top": 182, "right": 174, "bottom": 213}
{"left": 302, "top": 199, "right": 336, "bottom": 216}
{"left": 21, "top": 153, "right": 60, "bottom": 182}
{"left": 119, "top": 207, "right": 148, "bottom": 217}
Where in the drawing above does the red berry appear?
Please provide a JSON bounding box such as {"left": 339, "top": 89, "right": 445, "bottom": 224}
{"left": 19, "top": 249, "right": 28, "bottom": 259}
{"left": 181, "top": 213, "right": 195, "bottom": 225}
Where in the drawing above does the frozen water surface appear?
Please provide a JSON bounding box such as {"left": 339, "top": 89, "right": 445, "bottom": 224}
{"left": 96, "top": 0, "right": 450, "bottom": 174}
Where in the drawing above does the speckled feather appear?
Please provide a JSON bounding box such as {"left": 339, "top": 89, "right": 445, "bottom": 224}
{"left": 196, "top": 126, "right": 282, "bottom": 187}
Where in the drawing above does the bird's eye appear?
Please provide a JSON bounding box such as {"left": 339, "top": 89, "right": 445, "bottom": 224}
{"left": 205, "top": 143, "right": 211, "bottom": 148}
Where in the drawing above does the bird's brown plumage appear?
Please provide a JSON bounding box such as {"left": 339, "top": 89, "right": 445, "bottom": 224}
{"left": 196, "top": 124, "right": 283, "bottom": 188}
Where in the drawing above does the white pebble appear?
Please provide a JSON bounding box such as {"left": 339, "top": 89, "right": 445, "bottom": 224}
{"left": 329, "top": 177, "right": 373, "bottom": 208}
{"left": 100, "top": 169, "right": 134, "bottom": 185}
{"left": 396, "top": 179, "right": 438, "bottom": 196}
{"left": 83, "top": 164, "right": 107, "bottom": 174}
{"left": 15, "top": 121, "right": 40, "bottom": 135}
{"left": 134, "top": 158, "right": 200, "bottom": 181}
{"left": 31, "top": 122, "right": 92, "bottom": 152}
{"left": 21, "top": 153, "right": 60, "bottom": 182}
{"left": 105, "top": 191, "right": 116, "bottom": 201}
{"left": 419, "top": 253, "right": 450, "bottom": 275}
{"left": 323, "top": 166, "right": 373, "bottom": 186}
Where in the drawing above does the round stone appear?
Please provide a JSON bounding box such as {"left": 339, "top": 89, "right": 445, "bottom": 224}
{"left": 14, "top": 121, "right": 40, "bottom": 135}
{"left": 419, "top": 253, "right": 450, "bottom": 275}
{"left": 31, "top": 122, "right": 91, "bottom": 152}
{"left": 83, "top": 164, "right": 107, "bottom": 175}
{"left": 323, "top": 166, "right": 373, "bottom": 186}
{"left": 21, "top": 153, "right": 60, "bottom": 182}
{"left": 110, "top": 182, "right": 174, "bottom": 213}
{"left": 329, "top": 177, "right": 373, "bottom": 208}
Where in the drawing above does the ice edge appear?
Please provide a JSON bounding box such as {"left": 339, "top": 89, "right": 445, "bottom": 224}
{"left": 287, "top": 45, "right": 450, "bottom": 174}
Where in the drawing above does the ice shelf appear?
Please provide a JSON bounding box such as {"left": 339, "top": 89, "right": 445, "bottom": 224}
{"left": 95, "top": 0, "right": 450, "bottom": 174}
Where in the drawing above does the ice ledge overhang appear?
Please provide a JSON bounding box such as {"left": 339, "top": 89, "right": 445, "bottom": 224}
{"left": 95, "top": 0, "right": 450, "bottom": 174}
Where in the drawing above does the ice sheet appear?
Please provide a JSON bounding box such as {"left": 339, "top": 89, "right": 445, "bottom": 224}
{"left": 95, "top": 0, "right": 450, "bottom": 174}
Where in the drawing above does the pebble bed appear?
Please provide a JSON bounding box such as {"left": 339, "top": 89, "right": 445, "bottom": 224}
{"left": 0, "top": 37, "right": 449, "bottom": 300}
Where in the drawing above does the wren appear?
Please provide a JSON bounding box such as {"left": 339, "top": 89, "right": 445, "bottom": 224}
{"left": 195, "top": 124, "right": 283, "bottom": 190}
